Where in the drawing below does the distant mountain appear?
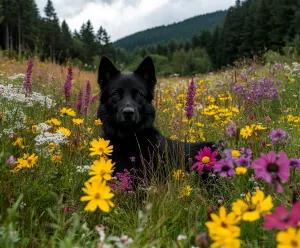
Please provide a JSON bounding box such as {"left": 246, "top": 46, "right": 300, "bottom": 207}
{"left": 114, "top": 10, "right": 227, "bottom": 50}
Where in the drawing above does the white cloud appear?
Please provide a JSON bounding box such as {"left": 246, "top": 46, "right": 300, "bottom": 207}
{"left": 35, "top": 0, "right": 235, "bottom": 41}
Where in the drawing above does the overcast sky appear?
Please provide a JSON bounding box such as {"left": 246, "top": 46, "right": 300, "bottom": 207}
{"left": 35, "top": 0, "right": 235, "bottom": 41}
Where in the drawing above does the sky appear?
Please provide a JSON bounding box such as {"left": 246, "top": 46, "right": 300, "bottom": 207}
{"left": 35, "top": 0, "right": 235, "bottom": 41}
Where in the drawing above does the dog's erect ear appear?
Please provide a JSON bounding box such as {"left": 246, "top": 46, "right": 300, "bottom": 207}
{"left": 98, "top": 56, "right": 120, "bottom": 90}
{"left": 134, "top": 56, "right": 156, "bottom": 89}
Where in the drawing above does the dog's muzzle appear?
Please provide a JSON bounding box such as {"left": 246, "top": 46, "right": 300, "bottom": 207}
{"left": 122, "top": 107, "right": 135, "bottom": 122}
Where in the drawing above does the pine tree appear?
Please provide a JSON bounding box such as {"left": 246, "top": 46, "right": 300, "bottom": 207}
{"left": 0, "top": 0, "right": 4, "bottom": 24}
{"left": 102, "top": 29, "right": 110, "bottom": 45}
{"left": 43, "top": 0, "right": 61, "bottom": 62}
{"left": 60, "top": 20, "right": 73, "bottom": 62}
{"left": 96, "top": 26, "right": 105, "bottom": 45}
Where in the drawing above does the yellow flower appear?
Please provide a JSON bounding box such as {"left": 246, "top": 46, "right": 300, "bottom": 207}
{"left": 210, "top": 227, "right": 241, "bottom": 248}
{"left": 252, "top": 124, "right": 266, "bottom": 131}
{"left": 235, "top": 167, "right": 247, "bottom": 175}
{"left": 277, "top": 227, "right": 300, "bottom": 248}
{"left": 173, "top": 169, "right": 185, "bottom": 180}
{"left": 181, "top": 185, "right": 192, "bottom": 197}
{"left": 89, "top": 157, "right": 115, "bottom": 181}
{"left": 89, "top": 138, "right": 113, "bottom": 157}
{"left": 240, "top": 125, "right": 253, "bottom": 139}
{"left": 72, "top": 118, "right": 84, "bottom": 125}
{"left": 51, "top": 154, "right": 62, "bottom": 164}
{"left": 206, "top": 206, "right": 240, "bottom": 234}
{"left": 80, "top": 180, "right": 114, "bottom": 212}
{"left": 48, "top": 142, "right": 56, "bottom": 151}
{"left": 46, "top": 118, "right": 61, "bottom": 126}
{"left": 11, "top": 153, "right": 38, "bottom": 172}
{"left": 232, "top": 150, "right": 240, "bottom": 157}
{"left": 60, "top": 107, "right": 76, "bottom": 117}
{"left": 32, "top": 125, "right": 38, "bottom": 133}
{"left": 13, "top": 137, "right": 25, "bottom": 149}
{"left": 87, "top": 127, "right": 93, "bottom": 133}
{"left": 56, "top": 127, "right": 71, "bottom": 137}
{"left": 231, "top": 189, "right": 273, "bottom": 222}
{"left": 24, "top": 153, "right": 38, "bottom": 168}
{"left": 94, "top": 119, "right": 102, "bottom": 125}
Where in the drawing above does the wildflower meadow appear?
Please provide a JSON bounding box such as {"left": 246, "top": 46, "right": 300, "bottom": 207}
{"left": 0, "top": 54, "right": 300, "bottom": 248}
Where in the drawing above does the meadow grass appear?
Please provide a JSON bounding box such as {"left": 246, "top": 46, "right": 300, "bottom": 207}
{"left": 0, "top": 55, "right": 299, "bottom": 248}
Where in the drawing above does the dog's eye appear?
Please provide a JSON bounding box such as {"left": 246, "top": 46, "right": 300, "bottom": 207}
{"left": 136, "top": 92, "right": 143, "bottom": 98}
{"left": 113, "top": 92, "right": 120, "bottom": 97}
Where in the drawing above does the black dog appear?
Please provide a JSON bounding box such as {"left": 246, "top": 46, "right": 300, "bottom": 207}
{"left": 97, "top": 56, "right": 218, "bottom": 177}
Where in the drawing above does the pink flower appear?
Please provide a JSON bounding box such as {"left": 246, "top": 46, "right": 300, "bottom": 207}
{"left": 6, "top": 155, "right": 15, "bottom": 165}
{"left": 264, "top": 201, "right": 300, "bottom": 230}
{"left": 192, "top": 146, "right": 218, "bottom": 173}
{"left": 252, "top": 151, "right": 290, "bottom": 192}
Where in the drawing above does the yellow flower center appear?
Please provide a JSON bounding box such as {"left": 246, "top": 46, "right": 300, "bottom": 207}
{"left": 202, "top": 156, "right": 210, "bottom": 164}
{"left": 291, "top": 240, "right": 298, "bottom": 247}
{"left": 221, "top": 222, "right": 227, "bottom": 228}
{"left": 94, "top": 192, "right": 101, "bottom": 199}
{"left": 98, "top": 148, "right": 104, "bottom": 154}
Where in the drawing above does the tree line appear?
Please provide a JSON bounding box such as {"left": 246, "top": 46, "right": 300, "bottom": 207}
{"left": 0, "top": 0, "right": 115, "bottom": 68}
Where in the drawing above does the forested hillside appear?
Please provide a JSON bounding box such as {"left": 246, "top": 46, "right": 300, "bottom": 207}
{"left": 114, "top": 10, "right": 227, "bottom": 50}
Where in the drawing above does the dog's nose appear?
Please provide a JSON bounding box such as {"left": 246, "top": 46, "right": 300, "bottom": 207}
{"left": 123, "top": 107, "right": 135, "bottom": 120}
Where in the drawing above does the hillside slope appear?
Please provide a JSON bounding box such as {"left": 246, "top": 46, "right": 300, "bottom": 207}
{"left": 114, "top": 10, "right": 227, "bottom": 50}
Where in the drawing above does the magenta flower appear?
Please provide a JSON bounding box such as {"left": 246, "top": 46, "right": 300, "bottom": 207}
{"left": 23, "top": 59, "right": 34, "bottom": 96}
{"left": 264, "top": 201, "right": 300, "bottom": 230}
{"left": 269, "top": 129, "right": 287, "bottom": 144}
{"left": 75, "top": 88, "right": 83, "bottom": 114}
{"left": 252, "top": 151, "right": 290, "bottom": 192}
{"left": 214, "top": 158, "right": 235, "bottom": 178}
{"left": 63, "top": 63, "right": 73, "bottom": 106}
{"left": 185, "top": 78, "right": 196, "bottom": 119}
{"left": 192, "top": 146, "right": 218, "bottom": 173}
{"left": 289, "top": 158, "right": 300, "bottom": 169}
{"left": 225, "top": 121, "right": 237, "bottom": 137}
{"left": 110, "top": 169, "right": 133, "bottom": 194}
{"left": 84, "top": 80, "right": 91, "bottom": 114}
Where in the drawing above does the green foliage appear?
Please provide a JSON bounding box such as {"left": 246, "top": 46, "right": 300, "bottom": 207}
{"left": 115, "top": 10, "right": 227, "bottom": 50}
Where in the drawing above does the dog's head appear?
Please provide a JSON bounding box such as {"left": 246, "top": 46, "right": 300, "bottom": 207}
{"left": 97, "top": 56, "right": 157, "bottom": 138}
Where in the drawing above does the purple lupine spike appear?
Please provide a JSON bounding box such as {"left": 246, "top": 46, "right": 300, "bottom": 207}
{"left": 90, "top": 94, "right": 99, "bottom": 105}
{"left": 23, "top": 59, "right": 34, "bottom": 96}
{"left": 84, "top": 80, "right": 91, "bottom": 114}
{"left": 75, "top": 88, "right": 83, "bottom": 114}
{"left": 63, "top": 63, "right": 73, "bottom": 106}
{"left": 185, "top": 78, "right": 196, "bottom": 119}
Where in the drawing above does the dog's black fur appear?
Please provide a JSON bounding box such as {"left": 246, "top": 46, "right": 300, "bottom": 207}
{"left": 97, "top": 56, "right": 218, "bottom": 176}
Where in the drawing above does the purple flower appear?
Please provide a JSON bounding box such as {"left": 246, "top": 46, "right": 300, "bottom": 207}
{"left": 23, "top": 59, "right": 34, "bottom": 96}
{"left": 6, "top": 155, "right": 15, "bottom": 165}
{"left": 185, "top": 78, "right": 196, "bottom": 119}
{"left": 252, "top": 151, "right": 290, "bottom": 192}
{"left": 269, "top": 129, "right": 287, "bottom": 144}
{"left": 84, "top": 80, "right": 91, "bottom": 114}
{"left": 225, "top": 121, "right": 237, "bottom": 137}
{"left": 63, "top": 63, "right": 73, "bottom": 106}
{"left": 233, "top": 77, "right": 280, "bottom": 107}
{"left": 110, "top": 169, "right": 133, "bottom": 193}
{"left": 236, "top": 156, "right": 251, "bottom": 167}
{"left": 214, "top": 158, "right": 235, "bottom": 178}
{"left": 240, "top": 147, "right": 252, "bottom": 158}
{"left": 75, "top": 88, "right": 83, "bottom": 114}
{"left": 289, "top": 158, "right": 300, "bottom": 169}
{"left": 90, "top": 95, "right": 99, "bottom": 105}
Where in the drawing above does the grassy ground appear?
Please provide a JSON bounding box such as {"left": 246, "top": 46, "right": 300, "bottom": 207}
{"left": 0, "top": 55, "right": 299, "bottom": 248}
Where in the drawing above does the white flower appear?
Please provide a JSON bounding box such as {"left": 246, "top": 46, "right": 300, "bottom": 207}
{"left": 177, "top": 234, "right": 187, "bottom": 241}
{"left": 35, "top": 132, "right": 68, "bottom": 146}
